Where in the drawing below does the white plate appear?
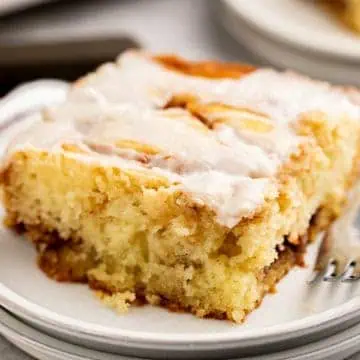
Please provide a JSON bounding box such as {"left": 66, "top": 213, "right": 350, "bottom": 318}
{"left": 222, "top": 0, "right": 360, "bottom": 61}
{"left": 1, "top": 78, "right": 360, "bottom": 359}
{"left": 216, "top": 0, "right": 360, "bottom": 86}
{"left": 0, "top": 307, "right": 139, "bottom": 360}
{"left": 2, "top": 307, "right": 360, "bottom": 360}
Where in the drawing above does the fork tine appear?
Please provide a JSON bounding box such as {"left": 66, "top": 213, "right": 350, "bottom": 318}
{"left": 314, "top": 233, "right": 333, "bottom": 272}
{"left": 309, "top": 236, "right": 334, "bottom": 284}
{"left": 322, "top": 260, "right": 338, "bottom": 282}
{"left": 342, "top": 261, "right": 360, "bottom": 282}
{"left": 308, "top": 266, "right": 327, "bottom": 284}
{"left": 333, "top": 258, "right": 350, "bottom": 278}
{"left": 342, "top": 274, "right": 360, "bottom": 282}
{"left": 340, "top": 261, "right": 356, "bottom": 282}
{"left": 353, "top": 260, "right": 360, "bottom": 274}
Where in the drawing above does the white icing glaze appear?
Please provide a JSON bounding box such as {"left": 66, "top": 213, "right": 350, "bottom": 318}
{"left": 69, "top": 51, "right": 359, "bottom": 160}
{"left": 71, "top": 52, "right": 360, "bottom": 123}
{"left": 6, "top": 51, "right": 360, "bottom": 227}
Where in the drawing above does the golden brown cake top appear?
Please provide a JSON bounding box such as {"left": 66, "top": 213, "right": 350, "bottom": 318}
{"left": 7, "top": 51, "right": 360, "bottom": 227}
{"left": 320, "top": 0, "right": 360, "bottom": 33}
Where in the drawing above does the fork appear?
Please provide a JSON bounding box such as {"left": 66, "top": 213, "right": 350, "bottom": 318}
{"left": 311, "top": 183, "right": 360, "bottom": 283}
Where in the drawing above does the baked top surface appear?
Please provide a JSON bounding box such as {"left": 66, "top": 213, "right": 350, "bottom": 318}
{"left": 321, "top": 0, "right": 360, "bottom": 32}
{"left": 6, "top": 51, "right": 360, "bottom": 227}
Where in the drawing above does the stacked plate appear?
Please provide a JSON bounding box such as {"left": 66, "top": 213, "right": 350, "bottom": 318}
{"left": 1, "top": 57, "right": 360, "bottom": 360}
{"left": 216, "top": 0, "right": 360, "bottom": 86}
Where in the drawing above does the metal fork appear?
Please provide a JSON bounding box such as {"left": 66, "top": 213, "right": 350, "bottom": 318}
{"left": 311, "top": 183, "right": 360, "bottom": 283}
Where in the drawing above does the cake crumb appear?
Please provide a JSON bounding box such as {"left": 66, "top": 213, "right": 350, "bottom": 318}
{"left": 96, "top": 291, "right": 136, "bottom": 313}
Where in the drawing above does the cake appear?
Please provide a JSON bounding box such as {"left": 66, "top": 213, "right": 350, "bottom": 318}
{"left": 321, "top": 0, "right": 360, "bottom": 33}
{"left": 1, "top": 51, "right": 360, "bottom": 323}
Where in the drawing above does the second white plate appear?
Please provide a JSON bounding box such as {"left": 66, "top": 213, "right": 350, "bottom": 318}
{"left": 2, "top": 305, "right": 360, "bottom": 360}
{"left": 222, "top": 0, "right": 360, "bottom": 61}
{"left": 217, "top": 0, "right": 360, "bottom": 86}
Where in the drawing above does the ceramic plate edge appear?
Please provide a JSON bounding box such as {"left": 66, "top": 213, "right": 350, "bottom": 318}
{"left": 2, "top": 307, "right": 360, "bottom": 360}
{"left": 1, "top": 283, "right": 360, "bottom": 345}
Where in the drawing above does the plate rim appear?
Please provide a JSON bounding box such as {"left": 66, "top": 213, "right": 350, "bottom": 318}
{"left": 2, "top": 306, "right": 360, "bottom": 360}
{"left": 2, "top": 283, "right": 360, "bottom": 346}
{"left": 0, "top": 307, "right": 140, "bottom": 360}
